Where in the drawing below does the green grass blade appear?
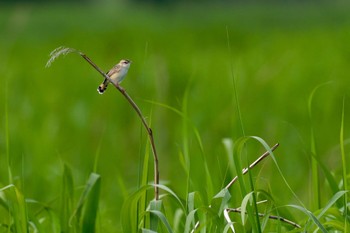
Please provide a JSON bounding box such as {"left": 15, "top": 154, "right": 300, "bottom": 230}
{"left": 187, "top": 192, "right": 196, "bottom": 229}
{"left": 149, "top": 200, "right": 162, "bottom": 231}
{"left": 139, "top": 122, "right": 150, "bottom": 189}
{"left": 240, "top": 191, "right": 254, "bottom": 226}
{"left": 249, "top": 136, "right": 304, "bottom": 205}
{"left": 193, "top": 127, "right": 214, "bottom": 203}
{"left": 323, "top": 219, "right": 350, "bottom": 231}
{"left": 248, "top": 136, "right": 330, "bottom": 231}
{"left": 232, "top": 137, "right": 248, "bottom": 197}
{"left": 5, "top": 80, "right": 12, "bottom": 184}
{"left": 28, "top": 214, "right": 42, "bottom": 232}
{"left": 223, "top": 209, "right": 236, "bottom": 233}
{"left": 138, "top": 120, "right": 151, "bottom": 229}
{"left": 316, "top": 190, "right": 348, "bottom": 219}
{"left": 310, "top": 153, "right": 340, "bottom": 203}
{"left": 226, "top": 26, "right": 245, "bottom": 137}
{"left": 61, "top": 164, "right": 75, "bottom": 232}
{"left": 259, "top": 200, "right": 273, "bottom": 231}
{"left": 184, "top": 209, "right": 198, "bottom": 233}
{"left": 12, "top": 186, "right": 28, "bottom": 233}
{"left": 187, "top": 192, "right": 196, "bottom": 214}
{"left": 27, "top": 199, "right": 61, "bottom": 233}
{"left": 146, "top": 210, "right": 174, "bottom": 233}
{"left": 0, "top": 193, "right": 10, "bottom": 212}
{"left": 154, "top": 184, "right": 186, "bottom": 212}
{"left": 0, "top": 184, "right": 28, "bottom": 233}
{"left": 93, "top": 135, "right": 104, "bottom": 173}
{"left": 256, "top": 190, "right": 281, "bottom": 231}
{"left": 27, "top": 204, "right": 49, "bottom": 232}
{"left": 182, "top": 80, "right": 190, "bottom": 171}
{"left": 47, "top": 208, "right": 62, "bottom": 233}
{"left": 308, "top": 82, "right": 332, "bottom": 210}
{"left": 142, "top": 229, "right": 157, "bottom": 233}
{"left": 223, "top": 223, "right": 236, "bottom": 233}
{"left": 147, "top": 97, "right": 215, "bottom": 202}
{"left": 232, "top": 136, "right": 259, "bottom": 230}
{"left": 233, "top": 136, "right": 313, "bottom": 230}
{"left": 186, "top": 205, "right": 223, "bottom": 232}
{"left": 120, "top": 184, "right": 185, "bottom": 232}
{"left": 186, "top": 191, "right": 204, "bottom": 232}
{"left": 69, "top": 173, "right": 101, "bottom": 233}
{"left": 222, "top": 138, "right": 235, "bottom": 178}
{"left": 247, "top": 162, "right": 261, "bottom": 233}
{"left": 211, "top": 188, "right": 231, "bottom": 216}
{"left": 117, "top": 174, "right": 129, "bottom": 200}
{"left": 173, "top": 208, "right": 184, "bottom": 233}
{"left": 287, "top": 204, "right": 327, "bottom": 233}
{"left": 181, "top": 83, "right": 192, "bottom": 210}
{"left": 80, "top": 173, "right": 101, "bottom": 233}
{"left": 340, "top": 97, "right": 348, "bottom": 229}
{"left": 121, "top": 185, "right": 154, "bottom": 233}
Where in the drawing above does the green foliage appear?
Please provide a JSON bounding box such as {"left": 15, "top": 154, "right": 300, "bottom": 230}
{"left": 1, "top": 2, "right": 350, "bottom": 232}
{"left": 78, "top": 173, "right": 101, "bottom": 233}
{"left": 60, "top": 164, "right": 75, "bottom": 232}
{"left": 0, "top": 167, "right": 101, "bottom": 232}
{"left": 0, "top": 185, "right": 28, "bottom": 233}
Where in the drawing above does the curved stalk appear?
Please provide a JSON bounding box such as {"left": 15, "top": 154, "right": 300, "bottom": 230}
{"left": 46, "top": 47, "right": 160, "bottom": 200}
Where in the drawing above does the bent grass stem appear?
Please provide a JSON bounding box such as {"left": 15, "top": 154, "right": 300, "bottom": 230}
{"left": 46, "top": 46, "right": 160, "bottom": 200}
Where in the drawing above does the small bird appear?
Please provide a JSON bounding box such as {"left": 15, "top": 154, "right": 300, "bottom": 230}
{"left": 97, "top": 59, "right": 131, "bottom": 94}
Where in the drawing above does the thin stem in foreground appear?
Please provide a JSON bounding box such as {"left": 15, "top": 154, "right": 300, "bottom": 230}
{"left": 80, "top": 54, "right": 159, "bottom": 199}
{"left": 225, "top": 143, "right": 279, "bottom": 190}
{"left": 47, "top": 47, "right": 160, "bottom": 200}
{"left": 225, "top": 208, "right": 301, "bottom": 229}
{"left": 191, "top": 143, "right": 281, "bottom": 233}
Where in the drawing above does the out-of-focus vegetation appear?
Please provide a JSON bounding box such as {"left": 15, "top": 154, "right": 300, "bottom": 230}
{"left": 0, "top": 2, "right": 350, "bottom": 232}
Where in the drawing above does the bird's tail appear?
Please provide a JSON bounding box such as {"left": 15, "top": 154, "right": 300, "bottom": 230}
{"left": 97, "top": 79, "right": 108, "bottom": 94}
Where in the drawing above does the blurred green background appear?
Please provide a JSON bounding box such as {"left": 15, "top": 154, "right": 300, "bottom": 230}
{"left": 1, "top": 0, "right": 350, "bottom": 231}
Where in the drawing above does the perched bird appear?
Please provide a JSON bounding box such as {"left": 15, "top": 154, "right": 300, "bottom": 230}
{"left": 97, "top": 59, "right": 131, "bottom": 94}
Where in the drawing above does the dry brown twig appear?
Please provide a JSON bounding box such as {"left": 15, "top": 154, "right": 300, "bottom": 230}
{"left": 225, "top": 142, "right": 279, "bottom": 190}
{"left": 46, "top": 46, "right": 160, "bottom": 200}
{"left": 191, "top": 143, "right": 300, "bottom": 232}
{"left": 224, "top": 207, "right": 301, "bottom": 229}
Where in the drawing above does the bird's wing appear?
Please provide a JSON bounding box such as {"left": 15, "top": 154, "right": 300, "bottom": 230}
{"left": 107, "top": 63, "right": 121, "bottom": 76}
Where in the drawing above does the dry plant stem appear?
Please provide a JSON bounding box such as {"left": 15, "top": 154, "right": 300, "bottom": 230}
{"left": 80, "top": 53, "right": 160, "bottom": 200}
{"left": 225, "top": 142, "right": 279, "bottom": 190}
{"left": 191, "top": 143, "right": 281, "bottom": 233}
{"left": 226, "top": 208, "right": 301, "bottom": 228}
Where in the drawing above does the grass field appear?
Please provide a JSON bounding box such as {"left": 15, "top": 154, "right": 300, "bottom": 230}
{"left": 1, "top": 2, "right": 350, "bottom": 232}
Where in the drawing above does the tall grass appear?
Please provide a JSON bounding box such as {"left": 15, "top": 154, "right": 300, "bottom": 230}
{"left": 340, "top": 97, "right": 349, "bottom": 232}
{"left": 1, "top": 78, "right": 349, "bottom": 232}
{"left": 1, "top": 3, "right": 350, "bottom": 232}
